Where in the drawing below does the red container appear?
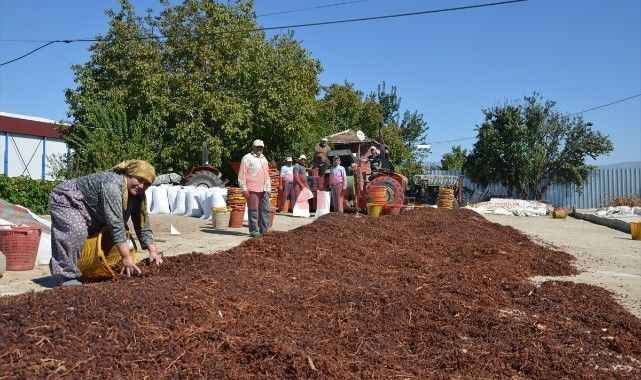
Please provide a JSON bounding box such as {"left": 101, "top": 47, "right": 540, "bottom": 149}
{"left": 383, "top": 205, "right": 402, "bottom": 216}
{"left": 368, "top": 186, "right": 387, "bottom": 204}
{"left": 228, "top": 209, "right": 244, "bottom": 228}
{"left": 0, "top": 226, "right": 42, "bottom": 271}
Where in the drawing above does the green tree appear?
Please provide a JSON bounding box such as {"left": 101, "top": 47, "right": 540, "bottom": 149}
{"left": 440, "top": 145, "right": 468, "bottom": 171}
{"left": 65, "top": 0, "right": 321, "bottom": 175}
{"left": 61, "top": 102, "right": 159, "bottom": 177}
{"left": 370, "top": 82, "right": 428, "bottom": 181}
{"left": 465, "top": 94, "right": 614, "bottom": 199}
{"left": 316, "top": 82, "right": 382, "bottom": 137}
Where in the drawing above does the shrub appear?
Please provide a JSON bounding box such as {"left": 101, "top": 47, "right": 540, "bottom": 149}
{"left": 608, "top": 196, "right": 641, "bottom": 207}
{"left": 0, "top": 176, "right": 58, "bottom": 215}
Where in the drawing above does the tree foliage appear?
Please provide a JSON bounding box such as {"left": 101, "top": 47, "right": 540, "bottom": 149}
{"left": 465, "top": 94, "right": 614, "bottom": 199}
{"left": 440, "top": 145, "right": 468, "bottom": 171}
{"left": 65, "top": 0, "right": 321, "bottom": 175}
{"left": 61, "top": 103, "right": 159, "bottom": 178}
{"left": 372, "top": 82, "right": 428, "bottom": 180}
{"left": 316, "top": 82, "right": 382, "bottom": 137}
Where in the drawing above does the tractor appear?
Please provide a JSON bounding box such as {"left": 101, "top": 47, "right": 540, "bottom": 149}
{"left": 181, "top": 143, "right": 225, "bottom": 188}
{"left": 324, "top": 129, "right": 407, "bottom": 211}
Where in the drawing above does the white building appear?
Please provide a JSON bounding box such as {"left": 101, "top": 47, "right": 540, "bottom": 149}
{"left": 0, "top": 112, "right": 68, "bottom": 180}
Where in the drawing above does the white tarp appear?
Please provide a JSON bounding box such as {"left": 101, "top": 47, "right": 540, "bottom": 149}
{"left": 594, "top": 206, "right": 641, "bottom": 218}
{"left": 466, "top": 198, "right": 550, "bottom": 217}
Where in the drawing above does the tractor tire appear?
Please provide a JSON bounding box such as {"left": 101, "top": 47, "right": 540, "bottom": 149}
{"left": 184, "top": 170, "right": 224, "bottom": 188}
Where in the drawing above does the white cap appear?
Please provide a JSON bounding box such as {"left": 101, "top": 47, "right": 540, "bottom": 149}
{"left": 253, "top": 139, "right": 265, "bottom": 147}
{"left": 285, "top": 156, "right": 293, "bottom": 161}
{"left": 299, "top": 154, "right": 307, "bottom": 160}
{"left": 321, "top": 137, "right": 328, "bottom": 142}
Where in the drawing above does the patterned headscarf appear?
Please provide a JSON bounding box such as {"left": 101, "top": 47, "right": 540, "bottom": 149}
{"left": 112, "top": 160, "right": 156, "bottom": 185}
{"left": 112, "top": 160, "right": 156, "bottom": 227}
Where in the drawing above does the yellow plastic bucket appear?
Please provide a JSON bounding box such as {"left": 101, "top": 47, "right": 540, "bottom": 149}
{"left": 367, "top": 203, "right": 384, "bottom": 218}
{"left": 631, "top": 222, "right": 641, "bottom": 241}
{"left": 77, "top": 228, "right": 139, "bottom": 281}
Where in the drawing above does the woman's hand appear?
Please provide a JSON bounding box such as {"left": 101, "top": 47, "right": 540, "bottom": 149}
{"left": 118, "top": 242, "right": 142, "bottom": 277}
{"left": 147, "top": 244, "right": 163, "bottom": 265}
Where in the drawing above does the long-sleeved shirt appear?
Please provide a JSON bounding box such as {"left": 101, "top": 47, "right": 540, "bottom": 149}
{"left": 238, "top": 152, "right": 271, "bottom": 193}
{"left": 280, "top": 165, "right": 294, "bottom": 182}
{"left": 75, "top": 171, "right": 154, "bottom": 249}
{"left": 329, "top": 165, "right": 347, "bottom": 189}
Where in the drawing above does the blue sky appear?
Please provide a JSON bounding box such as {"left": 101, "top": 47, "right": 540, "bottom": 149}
{"left": 1, "top": 0, "right": 639, "bottom": 165}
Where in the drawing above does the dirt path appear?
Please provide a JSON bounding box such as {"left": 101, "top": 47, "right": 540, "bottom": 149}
{"left": 485, "top": 214, "right": 641, "bottom": 318}
{"left": 0, "top": 213, "right": 315, "bottom": 296}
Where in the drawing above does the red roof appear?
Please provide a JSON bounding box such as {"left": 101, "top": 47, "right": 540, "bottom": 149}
{"left": 0, "top": 112, "right": 63, "bottom": 139}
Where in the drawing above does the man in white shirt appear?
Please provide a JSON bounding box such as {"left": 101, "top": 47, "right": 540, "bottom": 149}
{"left": 238, "top": 140, "right": 271, "bottom": 237}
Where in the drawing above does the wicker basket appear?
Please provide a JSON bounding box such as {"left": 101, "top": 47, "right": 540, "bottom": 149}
{"left": 0, "top": 226, "right": 41, "bottom": 271}
{"left": 77, "top": 228, "right": 139, "bottom": 281}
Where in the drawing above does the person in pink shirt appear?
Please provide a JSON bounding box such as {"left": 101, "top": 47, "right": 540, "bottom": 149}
{"left": 329, "top": 155, "right": 347, "bottom": 213}
{"left": 278, "top": 157, "right": 294, "bottom": 212}
{"left": 238, "top": 139, "right": 271, "bottom": 237}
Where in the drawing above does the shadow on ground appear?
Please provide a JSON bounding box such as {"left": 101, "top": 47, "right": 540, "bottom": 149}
{"left": 32, "top": 276, "right": 58, "bottom": 289}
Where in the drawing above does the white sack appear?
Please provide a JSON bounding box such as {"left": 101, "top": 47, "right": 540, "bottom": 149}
{"left": 315, "top": 191, "right": 331, "bottom": 217}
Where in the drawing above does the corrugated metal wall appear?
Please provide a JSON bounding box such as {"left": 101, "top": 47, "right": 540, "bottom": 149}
{"left": 424, "top": 163, "right": 641, "bottom": 209}
{"left": 544, "top": 166, "right": 641, "bottom": 209}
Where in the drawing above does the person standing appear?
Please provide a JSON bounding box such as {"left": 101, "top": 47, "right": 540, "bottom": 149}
{"left": 292, "top": 154, "right": 309, "bottom": 204}
{"left": 238, "top": 140, "right": 271, "bottom": 237}
{"left": 329, "top": 156, "right": 347, "bottom": 213}
{"left": 314, "top": 137, "right": 331, "bottom": 175}
{"left": 278, "top": 157, "right": 295, "bottom": 212}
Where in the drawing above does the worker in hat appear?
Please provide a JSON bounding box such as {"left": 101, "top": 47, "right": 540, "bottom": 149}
{"left": 314, "top": 137, "right": 331, "bottom": 175}
{"left": 238, "top": 139, "right": 271, "bottom": 237}
{"left": 292, "top": 154, "right": 309, "bottom": 205}
{"left": 49, "top": 160, "right": 162, "bottom": 286}
{"left": 329, "top": 155, "right": 347, "bottom": 213}
{"left": 278, "top": 157, "right": 295, "bottom": 212}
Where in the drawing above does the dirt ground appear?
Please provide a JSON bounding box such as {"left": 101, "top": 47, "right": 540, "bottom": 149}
{"left": 0, "top": 213, "right": 315, "bottom": 296}
{"left": 2, "top": 212, "right": 640, "bottom": 322}
{"left": 3, "top": 209, "right": 640, "bottom": 378}
{"left": 485, "top": 214, "right": 641, "bottom": 318}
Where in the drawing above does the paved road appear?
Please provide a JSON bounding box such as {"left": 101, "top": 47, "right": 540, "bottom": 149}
{"left": 485, "top": 214, "right": 641, "bottom": 318}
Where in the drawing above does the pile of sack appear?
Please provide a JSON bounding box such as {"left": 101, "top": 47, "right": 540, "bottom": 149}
{"left": 466, "top": 198, "right": 551, "bottom": 217}
{"left": 145, "top": 185, "right": 228, "bottom": 219}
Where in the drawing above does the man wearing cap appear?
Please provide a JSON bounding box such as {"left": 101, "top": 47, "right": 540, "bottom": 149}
{"left": 292, "top": 154, "right": 309, "bottom": 204}
{"left": 238, "top": 140, "right": 271, "bottom": 237}
{"left": 278, "top": 157, "right": 295, "bottom": 212}
{"left": 314, "top": 137, "right": 331, "bottom": 174}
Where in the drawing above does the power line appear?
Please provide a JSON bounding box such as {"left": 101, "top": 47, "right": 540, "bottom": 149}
{"left": 572, "top": 93, "right": 641, "bottom": 115}
{"left": 429, "top": 136, "right": 476, "bottom": 144}
{"left": 429, "top": 92, "right": 641, "bottom": 145}
{"left": 256, "top": 0, "right": 369, "bottom": 18}
{"left": 0, "top": 41, "right": 59, "bottom": 66}
{"left": 0, "top": 0, "right": 372, "bottom": 43}
{"left": 1, "top": 0, "right": 527, "bottom": 67}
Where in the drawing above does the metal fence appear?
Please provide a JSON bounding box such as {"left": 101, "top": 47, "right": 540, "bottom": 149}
{"left": 544, "top": 166, "right": 641, "bottom": 209}
{"left": 424, "top": 163, "right": 641, "bottom": 209}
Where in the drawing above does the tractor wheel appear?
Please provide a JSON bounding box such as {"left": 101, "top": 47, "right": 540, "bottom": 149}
{"left": 184, "top": 170, "right": 224, "bottom": 188}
